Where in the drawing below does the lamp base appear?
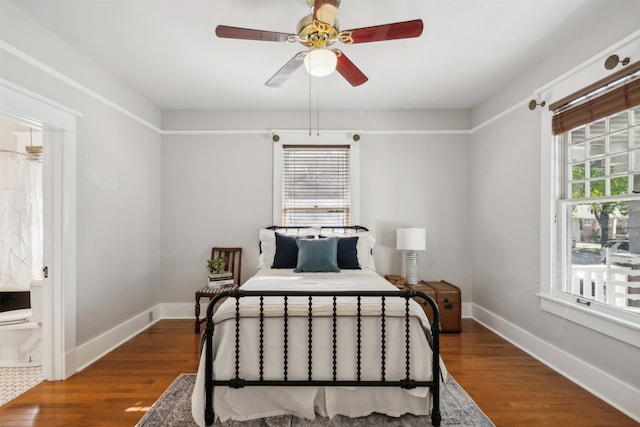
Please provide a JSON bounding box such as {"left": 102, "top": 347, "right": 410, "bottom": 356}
{"left": 405, "top": 251, "right": 419, "bottom": 285}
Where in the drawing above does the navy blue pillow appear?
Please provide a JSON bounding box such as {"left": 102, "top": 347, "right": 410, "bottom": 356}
{"left": 336, "top": 236, "right": 360, "bottom": 269}
{"left": 294, "top": 237, "right": 340, "bottom": 273}
{"left": 319, "top": 235, "right": 361, "bottom": 269}
{"left": 271, "top": 233, "right": 299, "bottom": 268}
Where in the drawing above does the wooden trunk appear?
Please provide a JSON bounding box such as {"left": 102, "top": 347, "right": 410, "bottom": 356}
{"left": 418, "top": 280, "right": 461, "bottom": 333}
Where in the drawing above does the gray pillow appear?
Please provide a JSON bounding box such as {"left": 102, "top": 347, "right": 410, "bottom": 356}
{"left": 294, "top": 237, "right": 340, "bottom": 273}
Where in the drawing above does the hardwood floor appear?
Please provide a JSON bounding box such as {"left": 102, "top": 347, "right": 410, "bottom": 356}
{"left": 0, "top": 320, "right": 202, "bottom": 427}
{"left": 440, "top": 320, "right": 637, "bottom": 426}
{"left": 0, "top": 318, "right": 636, "bottom": 426}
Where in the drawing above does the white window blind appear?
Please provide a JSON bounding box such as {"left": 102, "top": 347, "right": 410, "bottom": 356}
{"left": 282, "top": 144, "right": 351, "bottom": 226}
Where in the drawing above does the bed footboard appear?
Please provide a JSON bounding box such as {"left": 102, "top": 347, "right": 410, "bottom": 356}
{"left": 203, "top": 288, "right": 441, "bottom": 427}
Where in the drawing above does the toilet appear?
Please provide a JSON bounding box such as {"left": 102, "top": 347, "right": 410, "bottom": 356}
{"left": 0, "top": 283, "right": 43, "bottom": 367}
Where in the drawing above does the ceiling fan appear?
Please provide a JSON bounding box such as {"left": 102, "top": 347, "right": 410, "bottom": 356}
{"left": 215, "top": 0, "right": 424, "bottom": 87}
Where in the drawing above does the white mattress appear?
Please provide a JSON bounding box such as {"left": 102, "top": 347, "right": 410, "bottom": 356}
{"left": 191, "top": 268, "right": 446, "bottom": 425}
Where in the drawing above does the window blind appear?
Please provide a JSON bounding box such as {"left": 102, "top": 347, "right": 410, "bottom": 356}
{"left": 282, "top": 145, "right": 350, "bottom": 226}
{"left": 551, "top": 60, "right": 640, "bottom": 135}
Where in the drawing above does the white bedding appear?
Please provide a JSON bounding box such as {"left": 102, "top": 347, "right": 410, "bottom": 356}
{"left": 191, "top": 268, "right": 447, "bottom": 426}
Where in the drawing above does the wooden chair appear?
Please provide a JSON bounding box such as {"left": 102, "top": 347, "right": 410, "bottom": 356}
{"left": 195, "top": 247, "right": 243, "bottom": 333}
{"left": 211, "top": 247, "right": 242, "bottom": 285}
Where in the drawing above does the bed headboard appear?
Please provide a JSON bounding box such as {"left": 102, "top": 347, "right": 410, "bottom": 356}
{"left": 260, "top": 225, "right": 375, "bottom": 269}
{"left": 266, "top": 225, "right": 369, "bottom": 233}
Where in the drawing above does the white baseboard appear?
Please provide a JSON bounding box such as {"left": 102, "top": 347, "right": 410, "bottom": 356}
{"left": 156, "top": 302, "right": 194, "bottom": 319}
{"left": 472, "top": 303, "right": 640, "bottom": 423}
{"left": 462, "top": 302, "right": 472, "bottom": 318}
{"left": 67, "top": 306, "right": 162, "bottom": 374}
{"left": 67, "top": 303, "right": 197, "bottom": 374}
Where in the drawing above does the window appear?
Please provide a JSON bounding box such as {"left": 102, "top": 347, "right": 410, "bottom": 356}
{"left": 273, "top": 138, "right": 359, "bottom": 226}
{"left": 559, "top": 107, "right": 640, "bottom": 312}
{"left": 551, "top": 61, "right": 640, "bottom": 319}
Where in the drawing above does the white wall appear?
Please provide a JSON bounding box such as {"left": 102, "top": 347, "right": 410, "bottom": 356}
{"left": 470, "top": 1, "right": 640, "bottom": 419}
{"left": 359, "top": 133, "right": 471, "bottom": 289}
{"left": 0, "top": 1, "right": 162, "bottom": 349}
{"left": 161, "top": 132, "right": 273, "bottom": 298}
{"left": 160, "top": 109, "right": 472, "bottom": 302}
{"left": 0, "top": 117, "right": 28, "bottom": 150}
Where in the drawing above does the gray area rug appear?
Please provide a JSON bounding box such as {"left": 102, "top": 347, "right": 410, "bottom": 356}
{"left": 136, "top": 374, "right": 494, "bottom": 427}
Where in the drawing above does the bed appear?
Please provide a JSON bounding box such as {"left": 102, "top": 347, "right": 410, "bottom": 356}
{"left": 191, "top": 226, "right": 445, "bottom": 426}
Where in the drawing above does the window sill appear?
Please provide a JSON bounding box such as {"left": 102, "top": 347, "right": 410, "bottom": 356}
{"left": 538, "top": 293, "right": 640, "bottom": 349}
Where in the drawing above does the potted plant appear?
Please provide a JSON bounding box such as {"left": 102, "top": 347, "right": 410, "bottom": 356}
{"left": 207, "top": 256, "right": 226, "bottom": 274}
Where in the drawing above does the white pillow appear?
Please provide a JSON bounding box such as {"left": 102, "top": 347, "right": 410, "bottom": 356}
{"left": 257, "top": 228, "right": 276, "bottom": 269}
{"left": 355, "top": 231, "right": 376, "bottom": 271}
{"left": 258, "top": 226, "right": 321, "bottom": 269}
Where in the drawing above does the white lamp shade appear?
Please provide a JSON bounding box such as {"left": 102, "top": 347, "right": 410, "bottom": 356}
{"left": 396, "top": 228, "right": 426, "bottom": 251}
{"left": 304, "top": 49, "right": 337, "bottom": 77}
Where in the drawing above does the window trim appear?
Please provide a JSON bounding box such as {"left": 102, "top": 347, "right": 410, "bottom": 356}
{"left": 272, "top": 133, "right": 360, "bottom": 226}
{"left": 538, "top": 293, "right": 640, "bottom": 348}
{"left": 539, "top": 40, "right": 640, "bottom": 349}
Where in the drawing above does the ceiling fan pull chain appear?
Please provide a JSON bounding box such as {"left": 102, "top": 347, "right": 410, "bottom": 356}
{"left": 317, "top": 80, "right": 320, "bottom": 136}
{"left": 309, "top": 71, "right": 312, "bottom": 136}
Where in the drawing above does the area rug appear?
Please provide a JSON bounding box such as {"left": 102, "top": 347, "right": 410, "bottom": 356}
{"left": 136, "top": 374, "right": 494, "bottom": 427}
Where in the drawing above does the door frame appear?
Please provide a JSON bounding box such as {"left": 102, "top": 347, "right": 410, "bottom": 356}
{"left": 0, "top": 79, "right": 80, "bottom": 380}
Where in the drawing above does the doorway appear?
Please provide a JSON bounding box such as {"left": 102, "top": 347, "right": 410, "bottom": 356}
{"left": 0, "top": 81, "right": 79, "bottom": 380}
{"left": 0, "top": 116, "right": 44, "bottom": 401}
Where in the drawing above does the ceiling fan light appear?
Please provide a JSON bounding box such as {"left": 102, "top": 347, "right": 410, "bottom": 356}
{"left": 304, "top": 49, "right": 337, "bottom": 77}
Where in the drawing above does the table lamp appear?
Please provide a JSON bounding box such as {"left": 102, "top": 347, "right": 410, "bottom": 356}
{"left": 396, "top": 228, "right": 426, "bottom": 285}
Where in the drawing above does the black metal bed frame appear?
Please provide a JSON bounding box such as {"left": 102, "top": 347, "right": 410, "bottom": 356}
{"left": 202, "top": 288, "right": 441, "bottom": 426}
{"left": 266, "top": 225, "right": 371, "bottom": 232}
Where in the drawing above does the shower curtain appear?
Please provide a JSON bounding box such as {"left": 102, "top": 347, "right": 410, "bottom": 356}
{"left": 0, "top": 153, "right": 43, "bottom": 289}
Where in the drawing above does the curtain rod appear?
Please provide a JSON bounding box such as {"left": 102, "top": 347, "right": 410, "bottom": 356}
{"left": 0, "top": 149, "right": 40, "bottom": 160}
{"left": 549, "top": 60, "right": 640, "bottom": 112}
{"left": 0, "top": 148, "right": 28, "bottom": 156}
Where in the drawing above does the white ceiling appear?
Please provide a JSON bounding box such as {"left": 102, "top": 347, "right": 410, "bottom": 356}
{"left": 10, "top": 0, "right": 616, "bottom": 111}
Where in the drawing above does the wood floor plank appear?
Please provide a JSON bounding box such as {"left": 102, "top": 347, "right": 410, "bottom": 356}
{"left": 439, "top": 320, "right": 638, "bottom": 426}
{"left": 0, "top": 319, "right": 636, "bottom": 426}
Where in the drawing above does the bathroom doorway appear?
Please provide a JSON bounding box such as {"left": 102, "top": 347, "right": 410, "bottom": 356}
{"left": 0, "top": 116, "right": 44, "bottom": 402}
{"left": 0, "top": 118, "right": 44, "bottom": 292}
{"left": 1, "top": 82, "right": 79, "bottom": 381}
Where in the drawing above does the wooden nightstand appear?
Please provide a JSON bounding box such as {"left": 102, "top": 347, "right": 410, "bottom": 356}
{"left": 405, "top": 281, "right": 438, "bottom": 323}
{"left": 418, "top": 280, "right": 461, "bottom": 333}
{"left": 385, "top": 275, "right": 461, "bottom": 333}
{"left": 384, "top": 274, "right": 406, "bottom": 287}
{"left": 385, "top": 275, "right": 436, "bottom": 319}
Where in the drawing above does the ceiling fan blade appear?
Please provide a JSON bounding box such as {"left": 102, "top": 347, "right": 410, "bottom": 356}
{"left": 340, "top": 19, "right": 423, "bottom": 44}
{"left": 265, "top": 52, "right": 306, "bottom": 87}
{"left": 334, "top": 50, "right": 368, "bottom": 87}
{"left": 215, "top": 25, "right": 293, "bottom": 42}
{"left": 313, "top": 0, "right": 341, "bottom": 29}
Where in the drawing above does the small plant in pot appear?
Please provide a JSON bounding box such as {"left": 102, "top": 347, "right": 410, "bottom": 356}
{"left": 207, "top": 256, "right": 226, "bottom": 274}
